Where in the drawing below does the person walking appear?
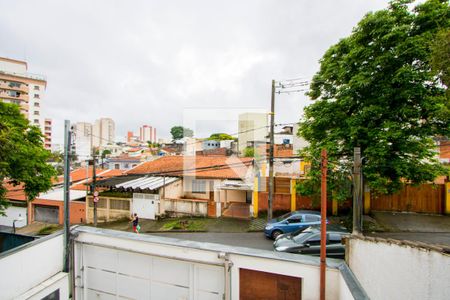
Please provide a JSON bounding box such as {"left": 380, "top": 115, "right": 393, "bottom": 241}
{"left": 131, "top": 213, "right": 140, "bottom": 233}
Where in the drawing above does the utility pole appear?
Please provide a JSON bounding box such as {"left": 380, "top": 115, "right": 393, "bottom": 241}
{"left": 92, "top": 148, "right": 98, "bottom": 227}
{"left": 63, "top": 120, "right": 71, "bottom": 273}
{"left": 319, "top": 149, "right": 327, "bottom": 300}
{"left": 268, "top": 79, "right": 275, "bottom": 221}
{"left": 352, "top": 147, "right": 363, "bottom": 234}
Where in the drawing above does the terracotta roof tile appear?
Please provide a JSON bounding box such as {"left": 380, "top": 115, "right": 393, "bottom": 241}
{"left": 126, "top": 156, "right": 253, "bottom": 179}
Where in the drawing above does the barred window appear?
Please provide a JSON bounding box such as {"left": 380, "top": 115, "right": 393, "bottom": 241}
{"left": 110, "top": 199, "right": 130, "bottom": 211}
{"left": 192, "top": 180, "right": 207, "bottom": 194}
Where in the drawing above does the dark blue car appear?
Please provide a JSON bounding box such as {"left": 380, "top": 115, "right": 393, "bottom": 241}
{"left": 264, "top": 210, "right": 323, "bottom": 239}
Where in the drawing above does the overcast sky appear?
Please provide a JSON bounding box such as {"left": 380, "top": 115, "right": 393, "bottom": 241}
{"left": 0, "top": 0, "right": 389, "bottom": 145}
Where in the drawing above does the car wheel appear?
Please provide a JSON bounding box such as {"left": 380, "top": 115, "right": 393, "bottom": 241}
{"left": 271, "top": 230, "right": 282, "bottom": 239}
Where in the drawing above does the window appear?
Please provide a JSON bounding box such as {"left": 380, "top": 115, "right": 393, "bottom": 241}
{"left": 124, "top": 163, "right": 129, "bottom": 168}
{"left": 34, "top": 102, "right": 40, "bottom": 107}
{"left": 34, "top": 93, "right": 40, "bottom": 99}
{"left": 305, "top": 234, "right": 321, "bottom": 246}
{"left": 287, "top": 216, "right": 302, "bottom": 224}
{"left": 304, "top": 214, "right": 320, "bottom": 222}
{"left": 7, "top": 90, "right": 20, "bottom": 97}
{"left": 34, "top": 119, "right": 39, "bottom": 124}
{"left": 114, "top": 164, "right": 120, "bottom": 169}
{"left": 328, "top": 233, "right": 344, "bottom": 245}
{"left": 192, "top": 180, "right": 207, "bottom": 193}
{"left": 8, "top": 81, "right": 21, "bottom": 88}
{"left": 34, "top": 111, "right": 39, "bottom": 115}
{"left": 34, "top": 85, "right": 40, "bottom": 90}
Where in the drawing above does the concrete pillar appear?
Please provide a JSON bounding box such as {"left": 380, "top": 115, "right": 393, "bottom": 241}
{"left": 290, "top": 179, "right": 296, "bottom": 212}
{"left": 253, "top": 177, "right": 259, "bottom": 218}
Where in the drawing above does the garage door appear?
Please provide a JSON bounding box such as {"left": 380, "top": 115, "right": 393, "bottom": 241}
{"left": 34, "top": 205, "right": 59, "bottom": 224}
{"left": 78, "top": 244, "right": 225, "bottom": 300}
{"left": 239, "top": 268, "right": 301, "bottom": 300}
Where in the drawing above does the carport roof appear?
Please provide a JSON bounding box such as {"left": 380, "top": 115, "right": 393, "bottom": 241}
{"left": 96, "top": 175, "right": 179, "bottom": 192}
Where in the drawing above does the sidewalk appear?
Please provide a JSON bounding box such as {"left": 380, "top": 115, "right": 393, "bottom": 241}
{"left": 371, "top": 211, "right": 450, "bottom": 233}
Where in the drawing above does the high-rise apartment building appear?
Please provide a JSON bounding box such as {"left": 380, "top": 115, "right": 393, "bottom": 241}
{"left": 0, "top": 57, "right": 52, "bottom": 149}
{"left": 92, "top": 118, "right": 115, "bottom": 147}
{"left": 72, "top": 122, "right": 93, "bottom": 159}
{"left": 238, "top": 113, "right": 268, "bottom": 154}
{"left": 139, "top": 125, "right": 156, "bottom": 143}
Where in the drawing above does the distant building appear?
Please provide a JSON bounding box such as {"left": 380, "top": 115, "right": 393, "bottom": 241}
{"left": 93, "top": 118, "right": 115, "bottom": 147}
{"left": 126, "top": 131, "right": 134, "bottom": 143}
{"left": 238, "top": 113, "right": 268, "bottom": 154}
{"left": 0, "top": 57, "right": 52, "bottom": 149}
{"left": 139, "top": 125, "right": 156, "bottom": 143}
{"left": 292, "top": 123, "right": 309, "bottom": 153}
{"left": 72, "top": 122, "right": 93, "bottom": 159}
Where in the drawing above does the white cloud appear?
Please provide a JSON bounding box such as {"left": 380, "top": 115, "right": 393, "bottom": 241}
{"left": 0, "top": 0, "right": 389, "bottom": 144}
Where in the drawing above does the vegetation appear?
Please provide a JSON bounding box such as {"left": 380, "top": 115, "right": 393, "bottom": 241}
{"left": 160, "top": 219, "right": 206, "bottom": 231}
{"left": 170, "top": 126, "right": 194, "bottom": 140}
{"left": 0, "top": 103, "right": 56, "bottom": 215}
{"left": 207, "top": 133, "right": 235, "bottom": 141}
{"left": 37, "top": 224, "right": 61, "bottom": 235}
{"left": 298, "top": 0, "right": 450, "bottom": 199}
{"left": 243, "top": 147, "right": 255, "bottom": 158}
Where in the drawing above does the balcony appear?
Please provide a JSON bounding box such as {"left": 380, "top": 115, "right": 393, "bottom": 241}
{"left": 0, "top": 90, "right": 28, "bottom": 101}
{"left": 0, "top": 80, "right": 28, "bottom": 93}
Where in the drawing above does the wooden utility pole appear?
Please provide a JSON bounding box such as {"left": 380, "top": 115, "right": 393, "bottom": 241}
{"left": 352, "top": 147, "right": 363, "bottom": 234}
{"left": 92, "top": 148, "right": 98, "bottom": 227}
{"left": 268, "top": 79, "right": 275, "bottom": 221}
{"left": 320, "top": 149, "right": 327, "bottom": 300}
{"left": 63, "top": 120, "right": 71, "bottom": 273}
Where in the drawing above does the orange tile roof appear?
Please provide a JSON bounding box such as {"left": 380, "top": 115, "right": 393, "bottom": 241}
{"left": 126, "top": 156, "right": 253, "bottom": 179}
{"left": 55, "top": 167, "right": 106, "bottom": 184}
{"left": 3, "top": 182, "right": 27, "bottom": 201}
{"left": 69, "top": 169, "right": 125, "bottom": 190}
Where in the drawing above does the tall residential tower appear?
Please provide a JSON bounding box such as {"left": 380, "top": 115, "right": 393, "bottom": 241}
{"left": 0, "top": 57, "right": 52, "bottom": 149}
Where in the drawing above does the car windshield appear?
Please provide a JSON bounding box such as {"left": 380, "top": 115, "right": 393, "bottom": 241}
{"left": 276, "top": 212, "right": 293, "bottom": 222}
{"left": 292, "top": 231, "right": 315, "bottom": 244}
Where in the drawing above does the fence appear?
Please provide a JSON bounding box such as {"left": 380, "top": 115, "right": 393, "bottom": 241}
{"left": 370, "top": 184, "right": 445, "bottom": 214}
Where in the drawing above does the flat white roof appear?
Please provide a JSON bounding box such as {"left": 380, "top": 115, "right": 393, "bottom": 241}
{"left": 38, "top": 188, "right": 87, "bottom": 201}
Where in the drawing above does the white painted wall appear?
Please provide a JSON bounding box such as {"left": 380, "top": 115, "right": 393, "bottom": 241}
{"left": 0, "top": 233, "right": 68, "bottom": 299}
{"left": 348, "top": 237, "right": 450, "bottom": 300}
{"left": 73, "top": 227, "right": 357, "bottom": 300}
{"left": 0, "top": 205, "right": 27, "bottom": 228}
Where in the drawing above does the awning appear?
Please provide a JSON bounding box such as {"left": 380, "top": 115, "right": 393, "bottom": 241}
{"left": 218, "top": 180, "right": 253, "bottom": 191}
{"left": 116, "top": 176, "right": 179, "bottom": 191}
{"left": 97, "top": 175, "right": 179, "bottom": 192}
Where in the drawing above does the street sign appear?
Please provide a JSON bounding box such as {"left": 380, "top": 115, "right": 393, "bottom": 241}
{"left": 93, "top": 191, "right": 99, "bottom": 203}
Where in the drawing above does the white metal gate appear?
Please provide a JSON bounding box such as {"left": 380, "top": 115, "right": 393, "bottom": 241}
{"left": 132, "top": 193, "right": 158, "bottom": 220}
{"left": 76, "top": 244, "right": 225, "bottom": 300}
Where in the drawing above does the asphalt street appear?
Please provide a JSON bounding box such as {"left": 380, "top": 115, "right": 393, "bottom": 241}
{"left": 149, "top": 232, "right": 274, "bottom": 251}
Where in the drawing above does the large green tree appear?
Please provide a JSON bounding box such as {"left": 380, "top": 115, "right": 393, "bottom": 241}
{"left": 0, "top": 102, "right": 56, "bottom": 214}
{"left": 208, "top": 133, "right": 235, "bottom": 141}
{"left": 298, "top": 0, "right": 450, "bottom": 198}
{"left": 170, "top": 126, "right": 194, "bottom": 140}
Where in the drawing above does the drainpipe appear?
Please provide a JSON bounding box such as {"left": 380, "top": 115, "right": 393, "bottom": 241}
{"left": 218, "top": 252, "right": 233, "bottom": 300}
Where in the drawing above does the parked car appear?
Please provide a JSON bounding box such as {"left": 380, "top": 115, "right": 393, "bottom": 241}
{"left": 264, "top": 210, "right": 323, "bottom": 239}
{"left": 273, "top": 225, "right": 349, "bottom": 259}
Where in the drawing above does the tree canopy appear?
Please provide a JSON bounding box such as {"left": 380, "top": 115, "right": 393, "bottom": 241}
{"left": 170, "top": 126, "right": 194, "bottom": 140}
{"left": 208, "top": 133, "right": 235, "bottom": 141}
{"left": 0, "top": 103, "right": 56, "bottom": 214}
{"left": 298, "top": 0, "right": 450, "bottom": 197}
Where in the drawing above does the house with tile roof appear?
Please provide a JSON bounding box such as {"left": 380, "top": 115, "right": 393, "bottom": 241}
{"left": 91, "top": 155, "right": 255, "bottom": 220}
{"left": 1, "top": 168, "right": 126, "bottom": 227}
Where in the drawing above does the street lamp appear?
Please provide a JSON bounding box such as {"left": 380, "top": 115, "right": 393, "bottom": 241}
{"left": 13, "top": 215, "right": 24, "bottom": 234}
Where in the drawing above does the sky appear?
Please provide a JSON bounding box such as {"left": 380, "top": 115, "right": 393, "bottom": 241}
{"left": 0, "top": 0, "right": 389, "bottom": 145}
